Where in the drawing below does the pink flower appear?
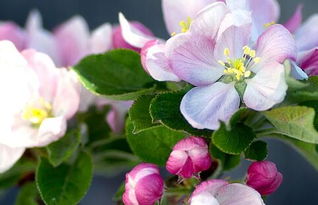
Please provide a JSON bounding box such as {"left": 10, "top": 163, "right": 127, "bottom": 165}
{"left": 166, "top": 2, "right": 296, "bottom": 130}
{"left": 0, "top": 22, "right": 27, "bottom": 51}
{"left": 190, "top": 179, "right": 265, "bottom": 205}
{"left": 0, "top": 41, "right": 80, "bottom": 173}
{"left": 123, "top": 163, "right": 164, "bottom": 205}
{"left": 246, "top": 161, "right": 283, "bottom": 195}
{"left": 166, "top": 137, "right": 211, "bottom": 178}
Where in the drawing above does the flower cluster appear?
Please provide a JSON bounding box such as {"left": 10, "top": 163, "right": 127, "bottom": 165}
{"left": 0, "top": 0, "right": 318, "bottom": 204}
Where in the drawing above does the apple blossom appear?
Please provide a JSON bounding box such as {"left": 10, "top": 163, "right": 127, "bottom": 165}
{"left": 166, "top": 136, "right": 211, "bottom": 178}
{"left": 0, "top": 22, "right": 26, "bottom": 51}
{"left": 166, "top": 2, "right": 296, "bottom": 130}
{"left": 123, "top": 163, "right": 164, "bottom": 205}
{"left": 0, "top": 41, "right": 80, "bottom": 173}
{"left": 190, "top": 179, "right": 265, "bottom": 205}
{"left": 246, "top": 161, "right": 283, "bottom": 195}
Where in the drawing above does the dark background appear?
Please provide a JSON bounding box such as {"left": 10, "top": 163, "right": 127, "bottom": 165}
{"left": 0, "top": 0, "right": 318, "bottom": 204}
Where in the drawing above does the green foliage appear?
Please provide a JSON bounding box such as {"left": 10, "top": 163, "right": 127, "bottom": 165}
{"left": 36, "top": 151, "right": 93, "bottom": 205}
{"left": 73, "top": 49, "right": 157, "bottom": 100}
{"left": 212, "top": 123, "right": 255, "bottom": 155}
{"left": 264, "top": 106, "right": 318, "bottom": 143}
{"left": 129, "top": 95, "right": 160, "bottom": 133}
{"left": 244, "top": 141, "right": 268, "bottom": 161}
{"left": 15, "top": 182, "right": 38, "bottom": 205}
{"left": 150, "top": 90, "right": 212, "bottom": 136}
{"left": 210, "top": 143, "right": 241, "bottom": 171}
{"left": 47, "top": 129, "right": 81, "bottom": 167}
{"left": 287, "top": 76, "right": 318, "bottom": 103}
{"left": 126, "top": 118, "right": 186, "bottom": 166}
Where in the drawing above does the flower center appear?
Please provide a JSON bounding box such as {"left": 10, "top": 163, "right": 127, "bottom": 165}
{"left": 21, "top": 98, "right": 52, "bottom": 127}
{"left": 218, "top": 46, "right": 261, "bottom": 81}
{"left": 171, "top": 17, "right": 192, "bottom": 36}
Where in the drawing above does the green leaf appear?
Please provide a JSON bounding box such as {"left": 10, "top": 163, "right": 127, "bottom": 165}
{"left": 126, "top": 118, "right": 186, "bottom": 166}
{"left": 287, "top": 76, "right": 318, "bottom": 103}
{"left": 212, "top": 123, "right": 255, "bottom": 155}
{"left": 47, "top": 129, "right": 81, "bottom": 167}
{"left": 113, "top": 183, "right": 125, "bottom": 203}
{"left": 36, "top": 151, "right": 93, "bottom": 205}
{"left": 244, "top": 140, "right": 268, "bottom": 161}
{"left": 15, "top": 182, "right": 38, "bottom": 205}
{"left": 77, "top": 105, "right": 112, "bottom": 145}
{"left": 264, "top": 106, "right": 318, "bottom": 143}
{"left": 73, "top": 49, "right": 156, "bottom": 100}
{"left": 271, "top": 134, "right": 318, "bottom": 171}
{"left": 210, "top": 143, "right": 240, "bottom": 171}
{"left": 150, "top": 90, "right": 212, "bottom": 136}
{"left": 129, "top": 95, "right": 160, "bottom": 133}
{"left": 299, "top": 101, "right": 318, "bottom": 130}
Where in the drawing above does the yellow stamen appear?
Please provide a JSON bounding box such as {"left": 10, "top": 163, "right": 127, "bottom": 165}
{"left": 21, "top": 98, "right": 52, "bottom": 126}
{"left": 224, "top": 48, "right": 230, "bottom": 57}
{"left": 179, "top": 17, "right": 192, "bottom": 33}
{"left": 253, "top": 57, "right": 261, "bottom": 63}
{"left": 264, "top": 21, "right": 276, "bottom": 28}
{"left": 171, "top": 32, "right": 177, "bottom": 36}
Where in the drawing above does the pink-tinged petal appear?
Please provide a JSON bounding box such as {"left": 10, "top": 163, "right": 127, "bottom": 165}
{"left": 290, "top": 61, "right": 308, "bottom": 80}
{"left": 166, "top": 33, "right": 222, "bottom": 86}
{"left": 22, "top": 49, "right": 59, "bottom": 101}
{"left": 35, "top": 116, "right": 67, "bottom": 147}
{"left": 244, "top": 62, "right": 287, "bottom": 111}
{"left": 226, "top": 0, "right": 249, "bottom": 10}
{"left": 191, "top": 192, "right": 220, "bottom": 205}
{"left": 25, "top": 10, "right": 60, "bottom": 65}
{"left": 255, "top": 24, "right": 296, "bottom": 70}
{"left": 295, "top": 14, "right": 318, "bottom": 51}
{"left": 166, "top": 150, "right": 189, "bottom": 175}
{"left": 248, "top": 0, "right": 280, "bottom": 38}
{"left": 141, "top": 40, "right": 180, "bottom": 81}
{"left": 162, "top": 0, "right": 217, "bottom": 35}
{"left": 192, "top": 179, "right": 229, "bottom": 197}
{"left": 78, "top": 86, "right": 97, "bottom": 112}
{"left": 283, "top": 5, "right": 303, "bottom": 33}
{"left": 190, "top": 2, "right": 229, "bottom": 38}
{"left": 180, "top": 82, "right": 240, "bottom": 130}
{"left": 0, "top": 144, "right": 25, "bottom": 173}
{"left": 118, "top": 13, "right": 154, "bottom": 48}
{"left": 54, "top": 16, "right": 90, "bottom": 67}
{"left": 135, "top": 174, "right": 164, "bottom": 205}
{"left": 189, "top": 148, "right": 211, "bottom": 173}
{"left": 179, "top": 157, "right": 196, "bottom": 178}
{"left": 0, "top": 22, "right": 26, "bottom": 51}
{"left": 216, "top": 183, "right": 265, "bottom": 205}
{"left": 214, "top": 24, "right": 251, "bottom": 61}
{"left": 298, "top": 47, "right": 318, "bottom": 76}
{"left": 52, "top": 69, "right": 80, "bottom": 119}
{"left": 89, "top": 23, "right": 112, "bottom": 54}
{"left": 0, "top": 40, "right": 27, "bottom": 66}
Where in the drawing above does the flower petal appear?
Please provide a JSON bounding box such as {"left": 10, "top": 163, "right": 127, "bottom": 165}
{"left": 214, "top": 24, "right": 251, "bottom": 61}
{"left": 295, "top": 14, "right": 318, "bottom": 51}
{"left": 192, "top": 179, "right": 229, "bottom": 197}
{"left": 25, "top": 10, "right": 60, "bottom": 65}
{"left": 283, "top": 5, "right": 303, "bottom": 33}
{"left": 118, "top": 13, "right": 154, "bottom": 48}
{"left": 298, "top": 47, "right": 318, "bottom": 76}
{"left": 54, "top": 16, "right": 90, "bottom": 66}
{"left": 180, "top": 82, "right": 240, "bottom": 130}
{"left": 52, "top": 69, "right": 80, "bottom": 119}
{"left": 190, "top": 192, "right": 220, "bottom": 205}
{"left": 216, "top": 183, "right": 265, "bottom": 205}
{"left": 167, "top": 33, "right": 223, "bottom": 86}
{"left": 141, "top": 40, "right": 180, "bottom": 81}
{"left": 162, "top": 0, "right": 217, "bottom": 35}
{"left": 244, "top": 62, "right": 287, "bottom": 111}
{"left": 0, "top": 144, "right": 25, "bottom": 173}
{"left": 190, "top": 2, "right": 229, "bottom": 38}
{"left": 89, "top": 23, "right": 112, "bottom": 54}
{"left": 35, "top": 116, "right": 67, "bottom": 147}
{"left": 290, "top": 61, "right": 308, "bottom": 80}
{"left": 255, "top": 24, "right": 296, "bottom": 72}
{"left": 0, "top": 22, "right": 27, "bottom": 51}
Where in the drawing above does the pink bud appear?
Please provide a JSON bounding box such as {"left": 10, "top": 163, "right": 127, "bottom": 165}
{"left": 246, "top": 161, "right": 283, "bottom": 195}
{"left": 0, "top": 22, "right": 26, "bottom": 51}
{"left": 112, "top": 21, "right": 153, "bottom": 52}
{"left": 123, "top": 163, "right": 164, "bottom": 205}
{"left": 166, "top": 136, "right": 212, "bottom": 178}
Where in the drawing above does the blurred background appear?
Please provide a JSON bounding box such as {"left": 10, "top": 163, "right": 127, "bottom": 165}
{"left": 0, "top": 0, "right": 317, "bottom": 204}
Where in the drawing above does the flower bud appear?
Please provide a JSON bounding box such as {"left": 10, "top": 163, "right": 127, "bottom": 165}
{"left": 123, "top": 163, "right": 164, "bottom": 205}
{"left": 112, "top": 22, "right": 153, "bottom": 52}
{"left": 246, "top": 161, "right": 283, "bottom": 195}
{"left": 166, "top": 136, "right": 212, "bottom": 178}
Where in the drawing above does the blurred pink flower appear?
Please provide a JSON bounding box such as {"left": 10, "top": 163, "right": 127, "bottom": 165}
{"left": 0, "top": 41, "right": 80, "bottom": 173}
